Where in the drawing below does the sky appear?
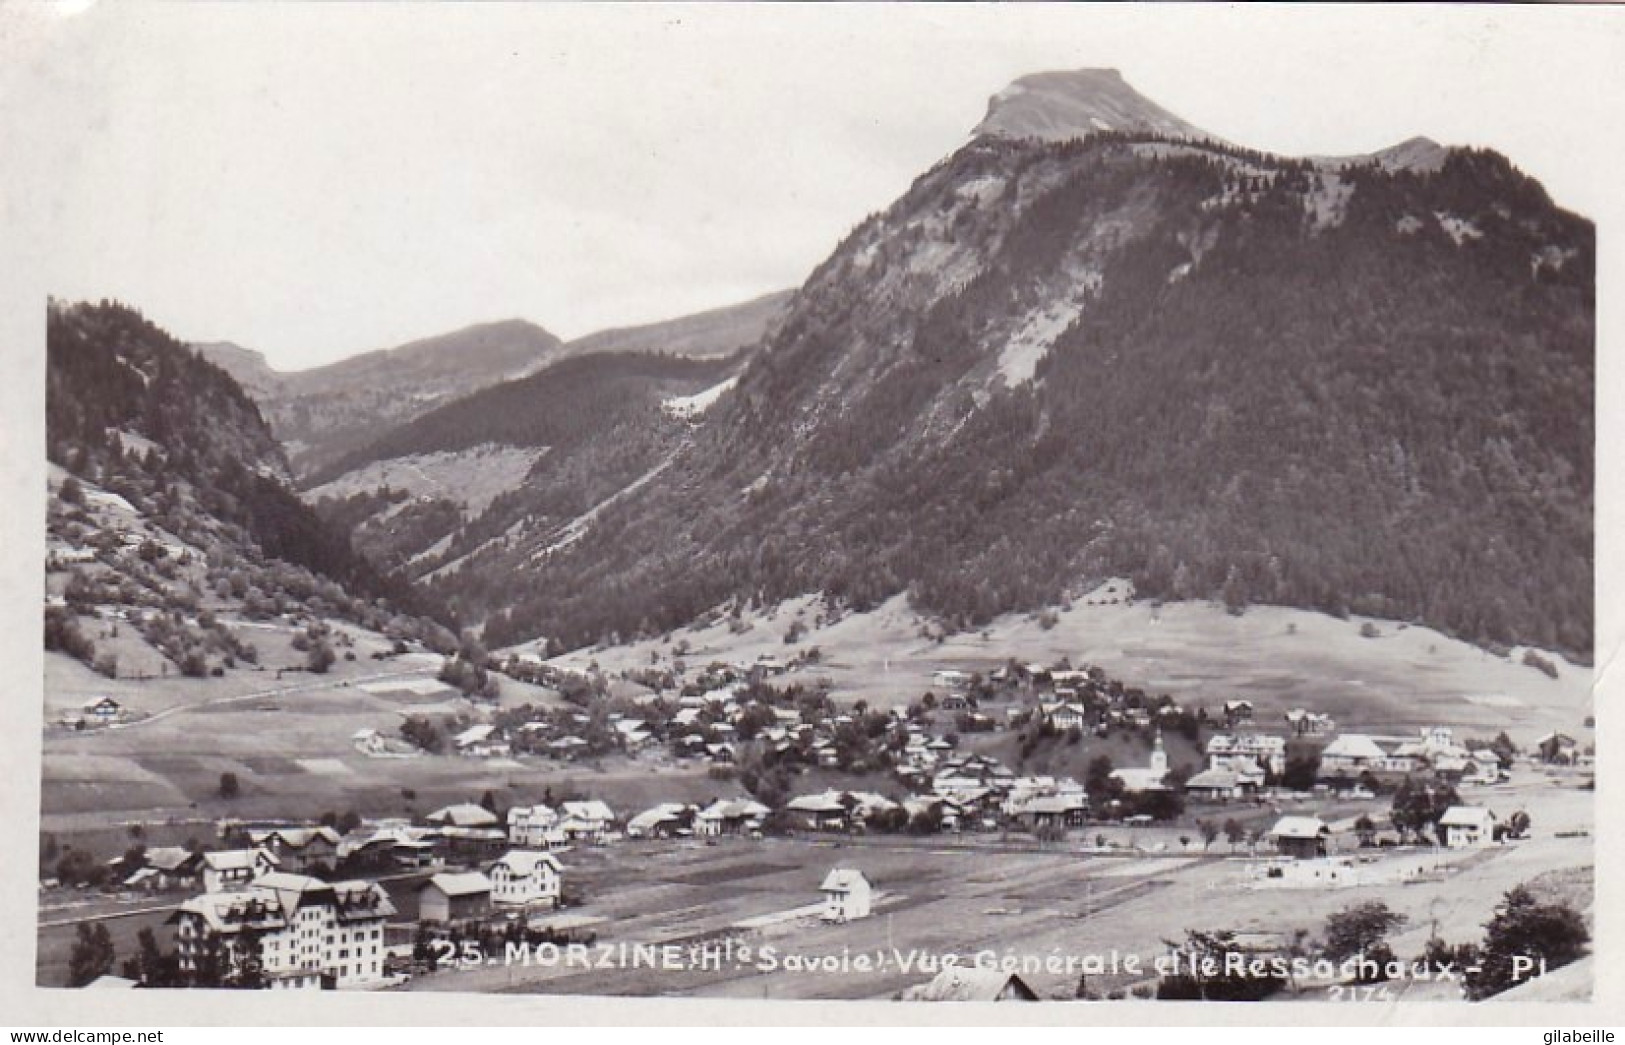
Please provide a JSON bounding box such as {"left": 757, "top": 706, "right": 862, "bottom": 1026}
{"left": 4, "top": 3, "right": 1624, "bottom": 370}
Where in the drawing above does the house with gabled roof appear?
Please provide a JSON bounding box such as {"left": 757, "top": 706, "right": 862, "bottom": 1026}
{"left": 694, "top": 798, "right": 770, "bottom": 837}
{"left": 200, "top": 848, "right": 279, "bottom": 893}
{"left": 558, "top": 800, "right": 615, "bottom": 844}
{"left": 627, "top": 803, "right": 691, "bottom": 839}
{"left": 1438, "top": 806, "right": 1498, "bottom": 848}
{"left": 488, "top": 850, "right": 563, "bottom": 909}
{"left": 901, "top": 966, "right": 1039, "bottom": 1002}
{"left": 424, "top": 802, "right": 500, "bottom": 829}
{"left": 820, "top": 868, "right": 873, "bottom": 922}
{"left": 1269, "top": 816, "right": 1330, "bottom": 859}
{"left": 787, "top": 791, "right": 851, "bottom": 832}
{"left": 418, "top": 871, "right": 493, "bottom": 924}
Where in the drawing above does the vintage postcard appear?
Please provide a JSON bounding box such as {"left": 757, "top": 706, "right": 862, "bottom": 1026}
{"left": 1, "top": 1, "right": 1618, "bottom": 1028}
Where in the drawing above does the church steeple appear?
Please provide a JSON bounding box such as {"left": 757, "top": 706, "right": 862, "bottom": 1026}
{"left": 1150, "top": 729, "right": 1168, "bottom": 776}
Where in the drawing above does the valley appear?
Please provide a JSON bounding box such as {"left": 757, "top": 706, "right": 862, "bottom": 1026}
{"left": 35, "top": 61, "right": 1596, "bottom": 1005}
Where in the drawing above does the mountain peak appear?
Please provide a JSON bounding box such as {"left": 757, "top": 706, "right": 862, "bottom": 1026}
{"left": 973, "top": 68, "right": 1219, "bottom": 145}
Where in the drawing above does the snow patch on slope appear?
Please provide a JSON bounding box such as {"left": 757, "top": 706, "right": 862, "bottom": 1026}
{"left": 998, "top": 293, "right": 1091, "bottom": 387}
{"left": 1435, "top": 212, "right": 1484, "bottom": 245}
{"left": 662, "top": 376, "right": 738, "bottom": 419}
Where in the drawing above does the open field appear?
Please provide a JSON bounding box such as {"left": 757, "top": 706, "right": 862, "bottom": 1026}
{"left": 392, "top": 769, "right": 1590, "bottom": 1001}
{"left": 540, "top": 589, "right": 1591, "bottom": 745}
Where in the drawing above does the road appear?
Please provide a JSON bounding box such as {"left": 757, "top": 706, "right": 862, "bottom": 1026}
{"left": 62, "top": 666, "right": 443, "bottom": 735}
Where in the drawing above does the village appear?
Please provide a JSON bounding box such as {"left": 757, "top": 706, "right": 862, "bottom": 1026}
{"left": 39, "top": 649, "right": 1594, "bottom": 1001}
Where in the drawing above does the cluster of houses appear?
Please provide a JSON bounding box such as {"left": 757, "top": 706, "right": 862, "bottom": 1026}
{"left": 141, "top": 803, "right": 586, "bottom": 990}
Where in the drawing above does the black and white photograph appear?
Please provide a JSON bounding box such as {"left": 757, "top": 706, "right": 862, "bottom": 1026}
{"left": 3, "top": 1, "right": 1618, "bottom": 1026}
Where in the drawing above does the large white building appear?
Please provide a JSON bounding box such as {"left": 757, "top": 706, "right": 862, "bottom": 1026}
{"left": 488, "top": 850, "right": 563, "bottom": 909}
{"left": 171, "top": 872, "right": 395, "bottom": 989}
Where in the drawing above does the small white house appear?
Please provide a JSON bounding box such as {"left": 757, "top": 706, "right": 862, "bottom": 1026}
{"left": 488, "top": 850, "right": 563, "bottom": 909}
{"left": 1438, "top": 806, "right": 1498, "bottom": 848}
{"left": 819, "top": 868, "right": 873, "bottom": 922}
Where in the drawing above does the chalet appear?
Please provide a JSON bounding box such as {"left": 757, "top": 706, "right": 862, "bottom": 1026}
{"left": 488, "top": 850, "right": 563, "bottom": 909}
{"left": 507, "top": 805, "right": 560, "bottom": 848}
{"left": 1269, "top": 816, "right": 1330, "bottom": 860}
{"left": 813, "top": 740, "right": 841, "bottom": 769}
{"left": 418, "top": 871, "right": 493, "bottom": 924}
{"left": 453, "top": 724, "right": 509, "bottom": 758}
{"left": 171, "top": 872, "right": 394, "bottom": 989}
{"left": 932, "top": 669, "right": 971, "bottom": 691}
{"left": 820, "top": 868, "right": 873, "bottom": 922}
{"left": 140, "top": 847, "right": 203, "bottom": 892}
{"left": 546, "top": 736, "right": 589, "bottom": 760}
{"left": 937, "top": 692, "right": 971, "bottom": 712}
{"left": 1464, "top": 751, "right": 1505, "bottom": 785}
{"left": 388, "top": 832, "right": 443, "bottom": 870}
{"left": 1438, "top": 806, "right": 1498, "bottom": 848}
{"left": 1285, "top": 708, "right": 1336, "bottom": 736}
{"left": 901, "top": 966, "right": 1039, "bottom": 1002}
{"left": 706, "top": 742, "right": 736, "bottom": 765}
{"left": 1017, "top": 794, "right": 1088, "bottom": 829}
{"left": 614, "top": 719, "right": 656, "bottom": 750}
{"left": 1535, "top": 732, "right": 1579, "bottom": 765}
{"left": 1317, "top": 734, "right": 1388, "bottom": 778}
{"left": 201, "top": 848, "right": 279, "bottom": 893}
{"left": 1043, "top": 704, "right": 1087, "bottom": 732}
{"left": 848, "top": 792, "right": 900, "bottom": 825}
{"left": 694, "top": 798, "right": 770, "bottom": 837}
{"left": 558, "top": 800, "right": 616, "bottom": 844}
{"left": 787, "top": 792, "right": 851, "bottom": 832}
{"left": 424, "top": 803, "right": 500, "bottom": 829}
{"left": 1206, "top": 733, "right": 1286, "bottom": 777}
{"left": 1223, "top": 700, "right": 1255, "bottom": 724}
{"left": 247, "top": 827, "right": 342, "bottom": 875}
{"left": 336, "top": 825, "right": 441, "bottom": 871}
{"left": 83, "top": 697, "right": 122, "bottom": 722}
{"left": 1184, "top": 768, "right": 1246, "bottom": 802}
{"left": 439, "top": 826, "right": 508, "bottom": 863}
{"left": 627, "top": 803, "right": 690, "bottom": 839}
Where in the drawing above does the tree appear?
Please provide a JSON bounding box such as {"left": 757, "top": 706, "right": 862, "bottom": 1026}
{"left": 218, "top": 771, "right": 241, "bottom": 800}
{"left": 1465, "top": 885, "right": 1589, "bottom": 999}
{"left": 306, "top": 639, "right": 336, "bottom": 674}
{"left": 1281, "top": 752, "right": 1320, "bottom": 791}
{"left": 1223, "top": 818, "right": 1246, "bottom": 851}
{"left": 1322, "top": 901, "right": 1408, "bottom": 976}
{"left": 1197, "top": 819, "right": 1220, "bottom": 850}
{"left": 124, "top": 926, "right": 180, "bottom": 987}
{"left": 1391, "top": 778, "right": 1460, "bottom": 843}
{"left": 67, "top": 923, "right": 116, "bottom": 987}
{"left": 1353, "top": 814, "right": 1378, "bottom": 847}
{"left": 1156, "top": 929, "right": 1286, "bottom": 1000}
{"left": 1499, "top": 810, "right": 1531, "bottom": 840}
